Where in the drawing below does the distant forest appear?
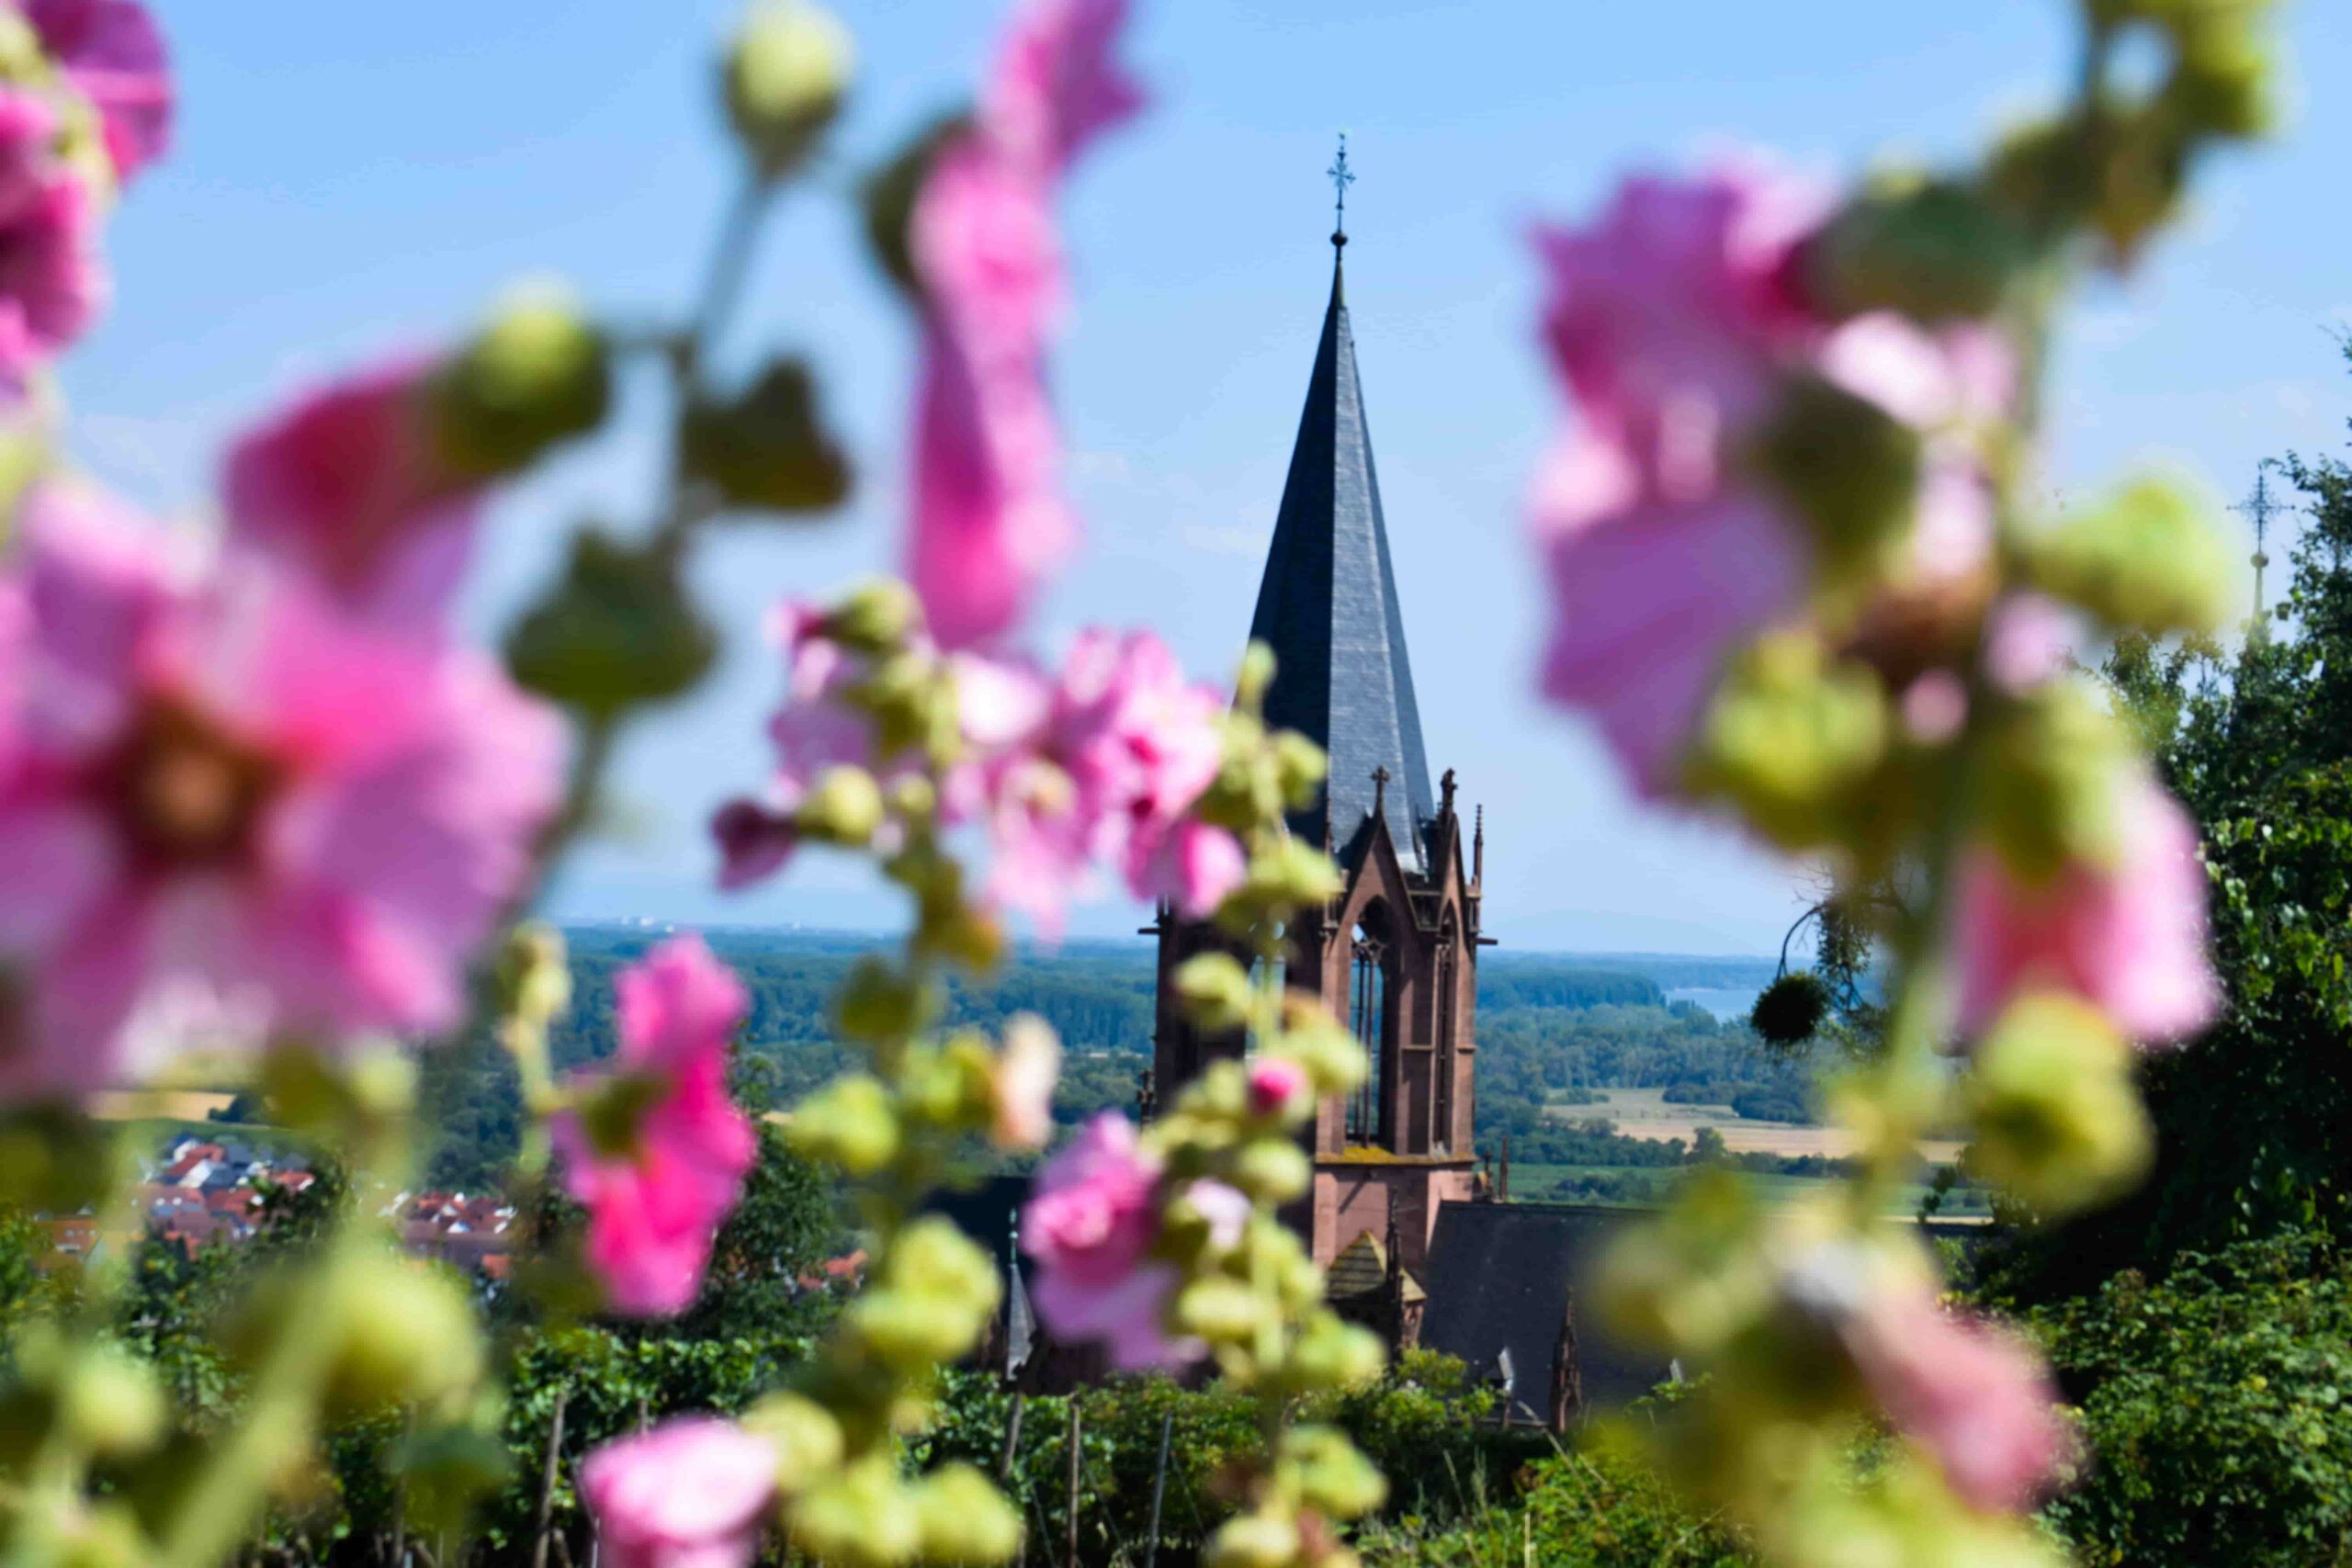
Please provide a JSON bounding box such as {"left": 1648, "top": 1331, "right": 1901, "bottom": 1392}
{"left": 417, "top": 926, "right": 1800, "bottom": 1188}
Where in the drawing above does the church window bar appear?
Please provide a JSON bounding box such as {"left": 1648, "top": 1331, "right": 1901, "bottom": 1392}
{"left": 1434, "top": 914, "right": 1459, "bottom": 1152}
{"left": 1347, "top": 910, "right": 1390, "bottom": 1144}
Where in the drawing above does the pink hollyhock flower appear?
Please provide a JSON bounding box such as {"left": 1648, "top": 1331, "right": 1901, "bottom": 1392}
{"left": 1848, "top": 1287, "right": 2074, "bottom": 1514}
{"left": 222, "top": 359, "right": 482, "bottom": 626}
{"left": 552, "top": 935, "right": 757, "bottom": 1318}
{"left": 0, "top": 95, "right": 102, "bottom": 400}
{"left": 1023, "top": 1111, "right": 1194, "bottom": 1369}
{"left": 580, "top": 1417, "right": 776, "bottom": 1568}
{"left": 1535, "top": 458, "right": 1805, "bottom": 797}
{"left": 1528, "top": 167, "right": 2017, "bottom": 803}
{"left": 984, "top": 0, "right": 1145, "bottom": 175}
{"left": 17, "top": 0, "right": 172, "bottom": 185}
{"left": 1531, "top": 166, "right": 1823, "bottom": 497}
{"left": 0, "top": 484, "right": 560, "bottom": 1096}
{"left": 1954, "top": 773, "right": 2217, "bottom": 1043}
{"left": 1246, "top": 1055, "right": 1309, "bottom": 1118}
{"left": 974, "top": 629, "right": 1238, "bottom": 931}
{"left": 902, "top": 0, "right": 1142, "bottom": 649}
{"left": 990, "top": 1013, "right": 1062, "bottom": 1151}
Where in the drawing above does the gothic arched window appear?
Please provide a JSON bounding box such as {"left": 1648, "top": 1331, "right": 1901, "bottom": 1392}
{"left": 1434, "top": 909, "right": 1460, "bottom": 1153}
{"left": 1347, "top": 903, "right": 1392, "bottom": 1144}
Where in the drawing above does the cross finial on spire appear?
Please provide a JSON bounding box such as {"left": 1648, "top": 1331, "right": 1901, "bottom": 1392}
{"left": 1328, "top": 131, "right": 1355, "bottom": 249}
{"left": 2233, "top": 460, "right": 2297, "bottom": 641}
{"left": 1371, "top": 763, "right": 1390, "bottom": 818}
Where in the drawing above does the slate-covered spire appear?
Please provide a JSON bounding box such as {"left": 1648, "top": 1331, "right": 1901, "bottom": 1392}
{"left": 1246, "top": 239, "right": 1436, "bottom": 871}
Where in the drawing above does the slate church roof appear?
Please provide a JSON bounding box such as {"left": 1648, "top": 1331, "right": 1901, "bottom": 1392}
{"left": 1419, "top": 1201, "right": 1674, "bottom": 1415}
{"left": 1247, "top": 246, "right": 1436, "bottom": 873}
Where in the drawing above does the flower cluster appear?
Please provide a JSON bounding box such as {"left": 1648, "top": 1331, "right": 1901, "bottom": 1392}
{"left": 1533, "top": 1, "right": 2278, "bottom": 1560}
{"left": 899, "top": 0, "right": 1142, "bottom": 649}
{"left": 718, "top": 586, "right": 1245, "bottom": 936}
{"left": 0, "top": 0, "right": 169, "bottom": 400}
{"left": 550, "top": 934, "right": 759, "bottom": 1317}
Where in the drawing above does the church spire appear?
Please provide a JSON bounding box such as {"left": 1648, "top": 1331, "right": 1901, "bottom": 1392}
{"left": 1244, "top": 159, "right": 1436, "bottom": 872}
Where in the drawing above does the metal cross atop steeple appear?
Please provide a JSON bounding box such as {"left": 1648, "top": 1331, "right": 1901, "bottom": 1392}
{"left": 1328, "top": 132, "right": 1355, "bottom": 247}
{"left": 2233, "top": 463, "right": 2288, "bottom": 641}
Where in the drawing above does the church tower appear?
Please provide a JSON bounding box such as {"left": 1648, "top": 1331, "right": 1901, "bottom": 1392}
{"left": 1151, "top": 172, "right": 1484, "bottom": 1282}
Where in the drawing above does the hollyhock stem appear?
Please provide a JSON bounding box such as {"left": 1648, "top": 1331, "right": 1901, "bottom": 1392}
{"left": 689, "top": 173, "right": 775, "bottom": 364}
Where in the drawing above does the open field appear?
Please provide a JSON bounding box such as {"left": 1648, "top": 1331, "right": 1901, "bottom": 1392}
{"left": 86, "top": 1089, "right": 238, "bottom": 1123}
{"left": 1543, "top": 1087, "right": 1965, "bottom": 1165}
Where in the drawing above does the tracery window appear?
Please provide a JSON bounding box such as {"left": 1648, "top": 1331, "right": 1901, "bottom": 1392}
{"left": 1347, "top": 904, "right": 1391, "bottom": 1144}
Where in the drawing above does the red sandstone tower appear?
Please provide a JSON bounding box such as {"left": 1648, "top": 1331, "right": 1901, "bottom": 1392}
{"left": 1151, "top": 222, "right": 1483, "bottom": 1283}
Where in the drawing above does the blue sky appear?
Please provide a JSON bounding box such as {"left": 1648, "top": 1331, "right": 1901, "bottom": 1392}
{"left": 65, "top": 2, "right": 2352, "bottom": 953}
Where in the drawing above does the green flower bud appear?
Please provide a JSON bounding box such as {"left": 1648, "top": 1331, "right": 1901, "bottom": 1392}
{"left": 910, "top": 1462, "right": 1023, "bottom": 1565}
{"left": 315, "top": 1259, "right": 484, "bottom": 1419}
{"left": 1206, "top": 1511, "right": 1301, "bottom": 1568}
{"left": 886, "top": 1216, "right": 1001, "bottom": 1311}
{"left": 724, "top": 1, "right": 853, "bottom": 180}
{"left": 834, "top": 956, "right": 932, "bottom": 1043}
{"left": 1236, "top": 840, "right": 1344, "bottom": 917}
{"left": 1282, "top": 1427, "right": 1387, "bottom": 1521}
{"left": 1687, "top": 637, "right": 1889, "bottom": 852}
{"left": 795, "top": 765, "right": 885, "bottom": 847}
{"left": 1236, "top": 640, "right": 1279, "bottom": 711}
{"left": 494, "top": 922, "right": 572, "bottom": 1030}
{"left": 1282, "top": 1003, "right": 1369, "bottom": 1098}
{"left": 1976, "top": 680, "right": 2135, "bottom": 883}
{"left": 2029, "top": 474, "right": 2235, "bottom": 636}
{"left": 1270, "top": 731, "right": 1329, "bottom": 812}
{"left": 1176, "top": 953, "right": 1255, "bottom": 1032}
{"left": 786, "top": 1075, "right": 901, "bottom": 1177}
{"left": 505, "top": 530, "right": 717, "bottom": 716}
{"left": 682, "top": 358, "right": 852, "bottom": 515}
{"left": 1964, "top": 991, "right": 2152, "bottom": 1215}
{"left": 1284, "top": 1313, "right": 1384, "bottom": 1393}
{"left": 849, "top": 1287, "right": 985, "bottom": 1371}
{"left": 58, "top": 1345, "right": 165, "bottom": 1461}
{"left": 1232, "top": 1138, "right": 1312, "bottom": 1203}
{"left": 53, "top": 1502, "right": 147, "bottom": 1568}
{"left": 431, "top": 281, "right": 610, "bottom": 478}
{"left": 741, "top": 1391, "right": 844, "bottom": 1494}
{"left": 1176, "top": 1276, "right": 1269, "bottom": 1344}
{"left": 1747, "top": 374, "right": 1923, "bottom": 582}
{"left": 827, "top": 579, "right": 921, "bottom": 654}
{"left": 1807, "top": 178, "right": 2030, "bottom": 321}
{"left": 792, "top": 1459, "right": 920, "bottom": 1568}
{"left": 1594, "top": 1169, "right": 1768, "bottom": 1353}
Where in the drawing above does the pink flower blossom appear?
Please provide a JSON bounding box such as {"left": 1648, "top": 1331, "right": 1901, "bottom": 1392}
{"left": 0, "top": 483, "right": 561, "bottom": 1096}
{"left": 222, "top": 358, "right": 481, "bottom": 625}
{"left": 1246, "top": 1055, "right": 1309, "bottom": 1118}
{"left": 902, "top": 0, "right": 1142, "bottom": 649}
{"left": 580, "top": 1417, "right": 776, "bottom": 1568}
{"left": 983, "top": 0, "right": 1145, "bottom": 175}
{"left": 1954, "top": 773, "right": 2217, "bottom": 1043}
{"left": 1848, "top": 1286, "right": 2074, "bottom": 1514}
{"left": 1531, "top": 166, "right": 1822, "bottom": 497}
{"left": 991, "top": 1013, "right": 1063, "bottom": 1151}
{"left": 17, "top": 0, "right": 173, "bottom": 185}
{"left": 552, "top": 935, "right": 757, "bottom": 1318}
{"left": 1536, "top": 467, "right": 1805, "bottom": 797}
{"left": 1023, "top": 1112, "right": 1195, "bottom": 1369}
{"left": 974, "top": 629, "right": 1238, "bottom": 931}
{"left": 1528, "top": 166, "right": 2017, "bottom": 802}
{"left": 0, "top": 91, "right": 103, "bottom": 399}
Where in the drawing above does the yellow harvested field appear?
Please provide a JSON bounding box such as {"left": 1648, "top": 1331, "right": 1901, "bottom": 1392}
{"left": 1544, "top": 1088, "right": 1963, "bottom": 1166}
{"left": 86, "top": 1089, "right": 239, "bottom": 1123}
